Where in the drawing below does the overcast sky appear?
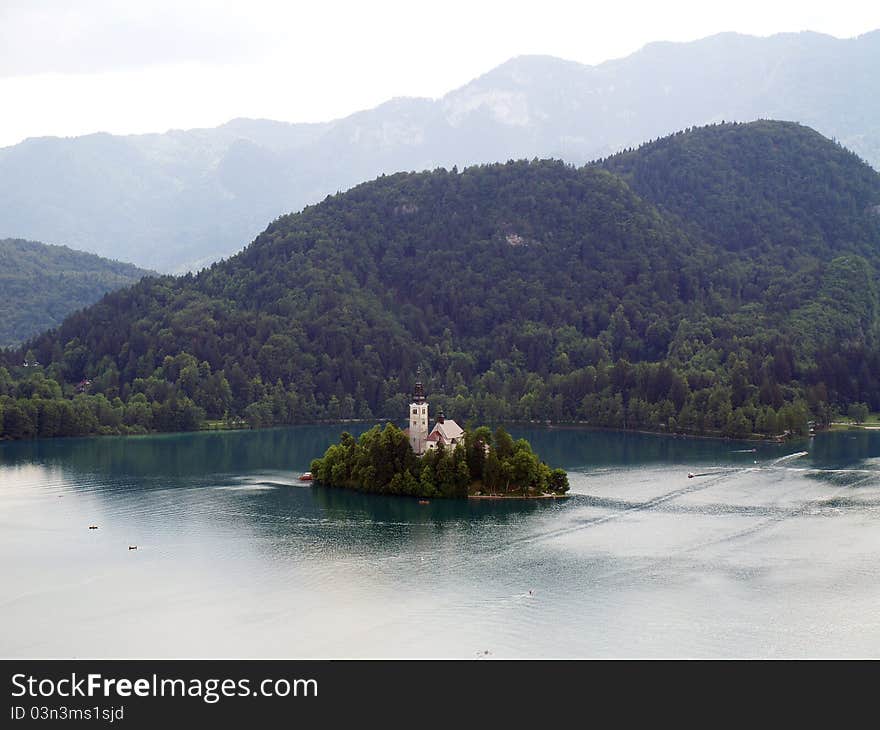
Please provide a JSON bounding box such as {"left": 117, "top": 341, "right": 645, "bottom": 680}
{"left": 1, "top": 0, "right": 878, "bottom": 148}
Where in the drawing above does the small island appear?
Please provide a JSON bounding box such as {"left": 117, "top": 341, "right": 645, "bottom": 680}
{"left": 310, "top": 376, "right": 570, "bottom": 499}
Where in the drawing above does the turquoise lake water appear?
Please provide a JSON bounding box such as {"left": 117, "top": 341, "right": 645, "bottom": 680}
{"left": 2, "top": 425, "right": 879, "bottom": 657}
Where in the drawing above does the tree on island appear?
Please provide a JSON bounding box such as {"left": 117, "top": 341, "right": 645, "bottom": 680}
{"left": 310, "top": 423, "right": 570, "bottom": 498}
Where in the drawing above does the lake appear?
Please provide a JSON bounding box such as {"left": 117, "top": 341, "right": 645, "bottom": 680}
{"left": 2, "top": 425, "right": 879, "bottom": 658}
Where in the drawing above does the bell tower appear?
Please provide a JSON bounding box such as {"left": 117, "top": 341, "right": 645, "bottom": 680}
{"left": 409, "top": 369, "right": 429, "bottom": 455}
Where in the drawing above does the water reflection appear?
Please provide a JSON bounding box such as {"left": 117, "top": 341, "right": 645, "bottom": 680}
{"left": 3, "top": 426, "right": 880, "bottom": 658}
{"left": 311, "top": 483, "right": 549, "bottom": 524}
{"left": 0, "top": 425, "right": 377, "bottom": 478}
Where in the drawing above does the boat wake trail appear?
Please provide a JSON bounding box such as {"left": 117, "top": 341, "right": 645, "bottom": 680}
{"left": 684, "top": 484, "right": 860, "bottom": 553}
{"left": 672, "top": 465, "right": 880, "bottom": 554}
{"left": 572, "top": 466, "right": 880, "bottom": 588}
{"left": 494, "top": 468, "right": 745, "bottom": 551}
{"left": 770, "top": 451, "right": 808, "bottom": 466}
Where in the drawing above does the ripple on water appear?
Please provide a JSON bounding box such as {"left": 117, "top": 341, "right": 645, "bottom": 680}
{"left": 4, "top": 427, "right": 880, "bottom": 657}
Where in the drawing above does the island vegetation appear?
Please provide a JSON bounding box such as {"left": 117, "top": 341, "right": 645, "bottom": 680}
{"left": 310, "top": 423, "right": 570, "bottom": 499}
{"left": 2, "top": 121, "right": 880, "bottom": 442}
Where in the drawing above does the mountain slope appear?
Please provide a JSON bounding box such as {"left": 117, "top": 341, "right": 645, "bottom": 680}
{"left": 3, "top": 121, "right": 880, "bottom": 440}
{"left": 0, "top": 31, "right": 877, "bottom": 272}
{"left": 599, "top": 120, "right": 880, "bottom": 384}
{"left": 0, "top": 239, "right": 151, "bottom": 347}
{"left": 18, "top": 161, "right": 704, "bottom": 414}
{"left": 599, "top": 120, "right": 880, "bottom": 259}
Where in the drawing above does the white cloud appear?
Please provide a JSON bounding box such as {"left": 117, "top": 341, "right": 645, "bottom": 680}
{"left": 0, "top": 0, "right": 266, "bottom": 76}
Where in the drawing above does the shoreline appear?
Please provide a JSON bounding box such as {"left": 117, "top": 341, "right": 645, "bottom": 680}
{"left": 199, "top": 418, "right": 805, "bottom": 444}
{"left": 0, "top": 420, "right": 821, "bottom": 445}
{"left": 523, "top": 422, "right": 803, "bottom": 444}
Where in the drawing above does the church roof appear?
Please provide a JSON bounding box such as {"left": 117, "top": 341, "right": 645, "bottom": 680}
{"left": 429, "top": 419, "right": 464, "bottom": 443}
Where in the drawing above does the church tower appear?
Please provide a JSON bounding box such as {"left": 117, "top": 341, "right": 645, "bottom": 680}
{"left": 409, "top": 370, "right": 429, "bottom": 455}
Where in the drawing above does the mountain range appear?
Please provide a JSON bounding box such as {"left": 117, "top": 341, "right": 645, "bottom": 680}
{"left": 0, "top": 30, "right": 877, "bottom": 272}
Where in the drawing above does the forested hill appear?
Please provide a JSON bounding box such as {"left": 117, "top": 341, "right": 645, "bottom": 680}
{"left": 599, "top": 120, "right": 880, "bottom": 260}
{"left": 0, "top": 239, "right": 151, "bottom": 347}
{"left": 3, "top": 121, "right": 880, "bottom": 440}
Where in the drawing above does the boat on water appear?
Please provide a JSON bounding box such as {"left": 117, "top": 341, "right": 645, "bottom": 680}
{"left": 418, "top": 499, "right": 430, "bottom": 505}
{"left": 687, "top": 472, "right": 695, "bottom": 479}
{"left": 298, "top": 472, "right": 313, "bottom": 482}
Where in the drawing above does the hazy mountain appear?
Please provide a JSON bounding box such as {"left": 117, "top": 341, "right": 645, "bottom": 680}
{"left": 1, "top": 30, "right": 877, "bottom": 272}
{"left": 0, "top": 238, "right": 151, "bottom": 347}
{"left": 7, "top": 121, "right": 880, "bottom": 441}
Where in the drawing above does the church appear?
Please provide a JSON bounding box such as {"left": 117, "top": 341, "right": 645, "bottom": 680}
{"left": 406, "top": 374, "right": 464, "bottom": 456}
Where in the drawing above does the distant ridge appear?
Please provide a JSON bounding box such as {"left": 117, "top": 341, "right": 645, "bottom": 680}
{"left": 0, "top": 238, "right": 151, "bottom": 347}
{"left": 0, "top": 30, "right": 877, "bottom": 272}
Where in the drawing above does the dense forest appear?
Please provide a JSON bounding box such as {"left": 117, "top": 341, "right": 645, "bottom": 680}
{"left": 0, "top": 238, "right": 150, "bottom": 347}
{"left": 310, "top": 424, "right": 569, "bottom": 498}
{"left": 2, "top": 121, "right": 880, "bottom": 441}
